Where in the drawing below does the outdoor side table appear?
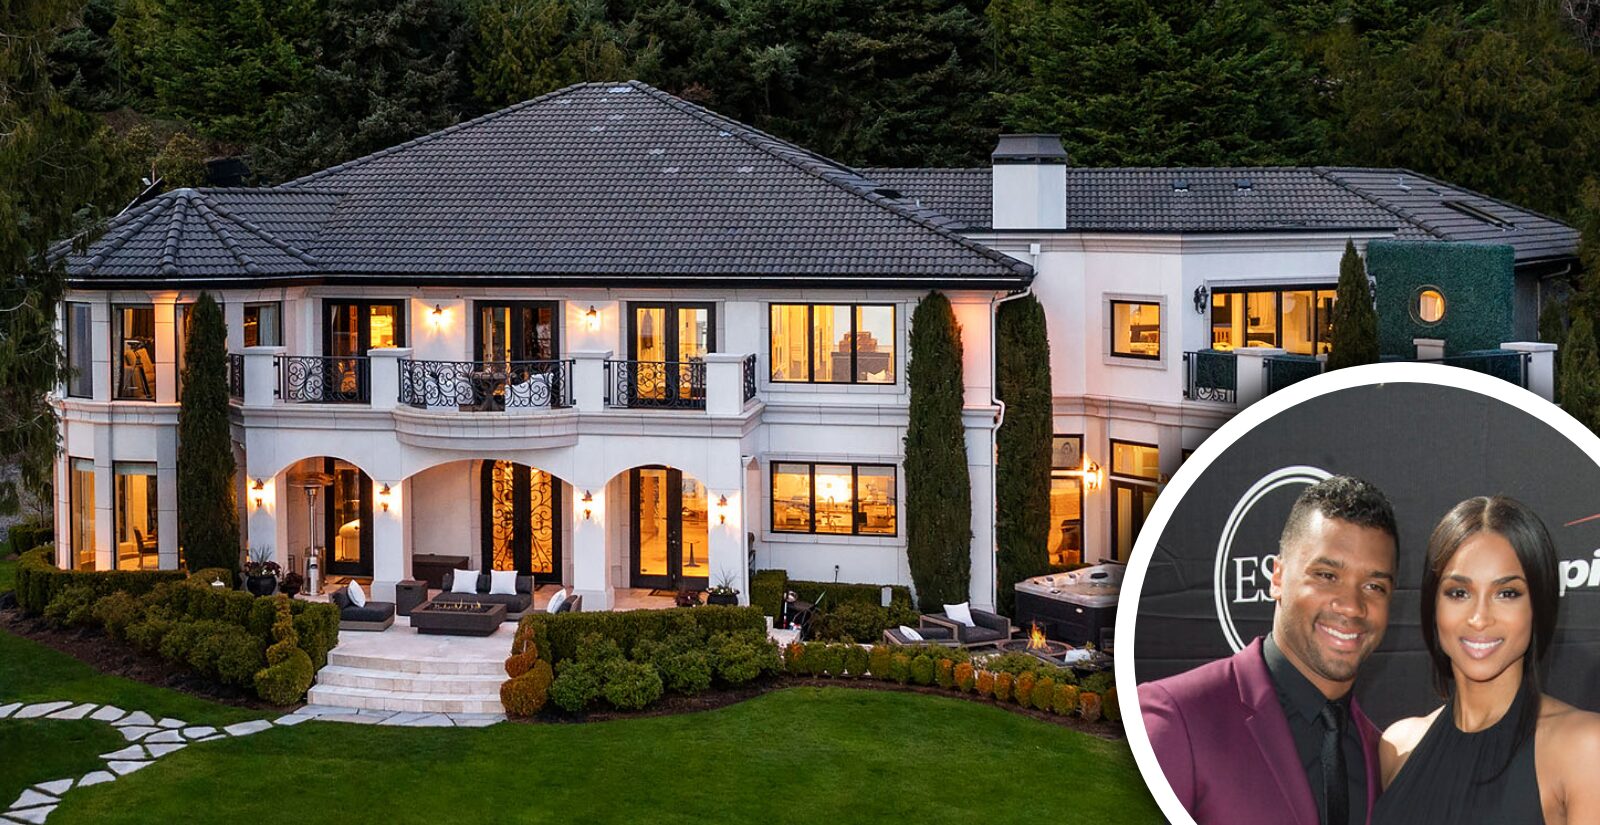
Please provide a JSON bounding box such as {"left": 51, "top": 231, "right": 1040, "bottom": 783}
{"left": 395, "top": 579, "right": 428, "bottom": 617}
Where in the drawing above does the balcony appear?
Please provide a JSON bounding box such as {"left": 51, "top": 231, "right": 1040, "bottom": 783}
{"left": 228, "top": 352, "right": 244, "bottom": 400}
{"left": 398, "top": 359, "right": 574, "bottom": 411}
{"left": 604, "top": 359, "right": 707, "bottom": 410}
{"left": 276, "top": 355, "right": 370, "bottom": 404}
{"left": 1184, "top": 346, "right": 1542, "bottom": 409}
{"left": 1182, "top": 350, "right": 1237, "bottom": 404}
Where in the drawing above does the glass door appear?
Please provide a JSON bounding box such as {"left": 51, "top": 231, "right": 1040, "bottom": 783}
{"left": 628, "top": 303, "right": 713, "bottom": 405}
{"left": 480, "top": 461, "right": 562, "bottom": 577}
{"left": 629, "top": 467, "right": 709, "bottom": 589}
{"left": 324, "top": 301, "right": 402, "bottom": 402}
{"left": 1110, "top": 481, "right": 1158, "bottom": 562}
{"left": 323, "top": 458, "right": 373, "bottom": 577}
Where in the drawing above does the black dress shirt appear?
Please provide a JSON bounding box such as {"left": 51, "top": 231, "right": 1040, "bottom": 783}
{"left": 1263, "top": 633, "right": 1367, "bottom": 825}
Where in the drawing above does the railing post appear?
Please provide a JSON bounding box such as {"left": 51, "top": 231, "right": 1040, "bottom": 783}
{"left": 1233, "top": 348, "right": 1282, "bottom": 407}
{"left": 366, "top": 348, "right": 410, "bottom": 411}
{"left": 1502, "top": 342, "right": 1557, "bottom": 401}
{"left": 703, "top": 353, "right": 746, "bottom": 415}
{"left": 1414, "top": 338, "right": 1446, "bottom": 361}
{"left": 571, "top": 351, "right": 610, "bottom": 412}
{"left": 244, "top": 346, "right": 285, "bottom": 406}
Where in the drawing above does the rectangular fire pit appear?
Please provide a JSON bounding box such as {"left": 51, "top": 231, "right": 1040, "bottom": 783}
{"left": 409, "top": 600, "right": 507, "bottom": 636}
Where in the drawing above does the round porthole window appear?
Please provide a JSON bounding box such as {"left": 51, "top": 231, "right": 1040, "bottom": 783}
{"left": 1415, "top": 287, "right": 1446, "bottom": 325}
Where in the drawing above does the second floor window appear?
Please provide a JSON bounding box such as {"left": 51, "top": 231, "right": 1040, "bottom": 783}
{"left": 66, "top": 302, "right": 92, "bottom": 398}
{"left": 770, "top": 303, "right": 895, "bottom": 384}
{"left": 114, "top": 305, "right": 156, "bottom": 400}
{"left": 772, "top": 462, "right": 897, "bottom": 536}
{"left": 1110, "top": 300, "right": 1161, "bottom": 360}
{"left": 326, "top": 300, "right": 404, "bottom": 356}
{"left": 244, "top": 302, "right": 281, "bottom": 347}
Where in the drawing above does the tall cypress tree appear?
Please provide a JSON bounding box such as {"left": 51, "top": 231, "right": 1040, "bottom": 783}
{"left": 904, "top": 291, "right": 972, "bottom": 610}
{"left": 1326, "top": 240, "right": 1380, "bottom": 369}
{"left": 1559, "top": 312, "right": 1600, "bottom": 435}
{"left": 994, "top": 294, "right": 1052, "bottom": 617}
{"left": 177, "top": 293, "right": 240, "bottom": 575}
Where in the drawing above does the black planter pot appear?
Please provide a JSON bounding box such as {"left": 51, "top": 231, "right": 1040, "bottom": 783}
{"left": 706, "top": 592, "right": 738, "bottom": 606}
{"left": 245, "top": 575, "right": 278, "bottom": 597}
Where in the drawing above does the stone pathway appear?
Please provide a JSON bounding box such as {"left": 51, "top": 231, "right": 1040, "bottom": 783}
{"left": 0, "top": 698, "right": 505, "bottom": 823}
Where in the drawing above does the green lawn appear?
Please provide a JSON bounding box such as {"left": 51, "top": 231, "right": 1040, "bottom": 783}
{"left": 0, "top": 718, "right": 125, "bottom": 805}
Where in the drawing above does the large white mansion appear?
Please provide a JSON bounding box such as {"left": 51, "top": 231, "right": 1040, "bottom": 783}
{"left": 50, "top": 81, "right": 1576, "bottom": 611}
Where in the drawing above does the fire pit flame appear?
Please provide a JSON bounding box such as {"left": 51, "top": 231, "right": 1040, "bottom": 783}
{"left": 1027, "top": 623, "right": 1048, "bottom": 651}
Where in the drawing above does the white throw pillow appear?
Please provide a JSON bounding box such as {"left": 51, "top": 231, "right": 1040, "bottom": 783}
{"left": 489, "top": 569, "right": 518, "bottom": 596}
{"left": 897, "top": 625, "right": 923, "bottom": 642}
{"left": 943, "top": 602, "right": 976, "bottom": 627}
{"left": 545, "top": 588, "right": 568, "bottom": 614}
{"left": 450, "top": 569, "right": 480, "bottom": 594}
{"left": 348, "top": 580, "right": 367, "bottom": 608}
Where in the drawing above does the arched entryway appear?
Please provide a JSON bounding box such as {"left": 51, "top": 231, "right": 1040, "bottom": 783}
{"left": 626, "top": 466, "right": 709, "bottom": 590}
{"left": 479, "top": 461, "right": 564, "bottom": 578}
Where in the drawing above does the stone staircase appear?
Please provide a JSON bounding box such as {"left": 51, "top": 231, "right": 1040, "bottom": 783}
{"left": 307, "top": 648, "right": 506, "bottom": 714}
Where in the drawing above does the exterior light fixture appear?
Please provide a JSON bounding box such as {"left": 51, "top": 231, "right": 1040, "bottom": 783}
{"left": 378, "top": 483, "right": 392, "bottom": 511}
{"left": 585, "top": 305, "right": 600, "bottom": 331}
{"left": 252, "top": 478, "right": 265, "bottom": 510}
{"left": 716, "top": 494, "right": 729, "bottom": 525}
{"left": 1193, "top": 285, "right": 1209, "bottom": 315}
{"left": 582, "top": 490, "right": 594, "bottom": 521}
{"left": 432, "top": 304, "right": 443, "bottom": 317}
{"left": 1067, "top": 459, "right": 1104, "bottom": 491}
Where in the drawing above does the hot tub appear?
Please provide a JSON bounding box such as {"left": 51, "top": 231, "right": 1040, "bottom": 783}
{"left": 1013, "top": 563, "right": 1124, "bottom": 648}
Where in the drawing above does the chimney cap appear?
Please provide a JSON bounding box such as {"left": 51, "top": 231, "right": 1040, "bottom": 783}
{"left": 992, "top": 134, "right": 1068, "bottom": 165}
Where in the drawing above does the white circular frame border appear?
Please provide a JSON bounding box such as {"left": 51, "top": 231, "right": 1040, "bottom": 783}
{"left": 1114, "top": 361, "right": 1600, "bottom": 824}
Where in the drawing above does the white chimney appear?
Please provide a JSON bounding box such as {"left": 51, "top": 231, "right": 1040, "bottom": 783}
{"left": 991, "top": 134, "right": 1067, "bottom": 230}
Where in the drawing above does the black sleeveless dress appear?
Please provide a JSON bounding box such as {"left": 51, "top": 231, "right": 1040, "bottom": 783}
{"left": 1372, "top": 690, "right": 1544, "bottom": 825}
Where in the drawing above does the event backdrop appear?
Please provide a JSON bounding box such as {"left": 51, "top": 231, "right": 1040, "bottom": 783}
{"left": 1132, "top": 382, "right": 1600, "bottom": 724}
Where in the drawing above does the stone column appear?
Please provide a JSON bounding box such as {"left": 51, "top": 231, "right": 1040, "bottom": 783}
{"left": 703, "top": 353, "right": 747, "bottom": 416}
{"left": 369, "top": 475, "right": 406, "bottom": 602}
{"left": 1502, "top": 342, "right": 1557, "bottom": 402}
{"left": 1233, "top": 348, "right": 1283, "bottom": 408}
{"left": 570, "top": 479, "right": 612, "bottom": 610}
{"left": 1414, "top": 338, "right": 1445, "bottom": 361}
{"left": 570, "top": 350, "right": 611, "bottom": 413}
{"left": 243, "top": 346, "right": 285, "bottom": 407}
{"left": 365, "top": 347, "right": 411, "bottom": 412}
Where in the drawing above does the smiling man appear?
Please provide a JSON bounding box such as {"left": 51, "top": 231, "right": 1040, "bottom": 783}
{"left": 1139, "top": 476, "right": 1399, "bottom": 825}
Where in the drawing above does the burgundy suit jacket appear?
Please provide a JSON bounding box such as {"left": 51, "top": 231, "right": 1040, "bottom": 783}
{"left": 1138, "top": 637, "right": 1381, "bottom": 825}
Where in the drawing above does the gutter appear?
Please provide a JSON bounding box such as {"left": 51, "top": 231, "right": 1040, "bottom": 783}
{"left": 986, "top": 242, "right": 1041, "bottom": 611}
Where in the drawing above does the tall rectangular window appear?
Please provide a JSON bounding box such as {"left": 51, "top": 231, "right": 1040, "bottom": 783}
{"left": 114, "top": 462, "right": 158, "bottom": 570}
{"left": 770, "top": 462, "right": 897, "bottom": 536}
{"left": 66, "top": 302, "right": 93, "bottom": 398}
{"left": 70, "top": 458, "right": 95, "bottom": 570}
{"left": 1109, "top": 439, "right": 1159, "bottom": 562}
{"left": 114, "top": 305, "right": 156, "bottom": 400}
{"left": 243, "top": 302, "right": 280, "bottom": 347}
{"left": 174, "top": 303, "right": 194, "bottom": 400}
{"left": 769, "top": 303, "right": 895, "bottom": 384}
{"left": 1210, "top": 287, "right": 1336, "bottom": 355}
{"left": 1049, "top": 435, "right": 1084, "bottom": 567}
{"left": 1110, "top": 301, "right": 1161, "bottom": 359}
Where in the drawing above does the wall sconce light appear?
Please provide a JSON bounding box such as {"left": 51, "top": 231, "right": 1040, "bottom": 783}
{"left": 1193, "top": 285, "right": 1209, "bottom": 315}
{"left": 378, "top": 483, "right": 392, "bottom": 512}
{"left": 584, "top": 305, "right": 600, "bottom": 332}
{"left": 252, "top": 478, "right": 265, "bottom": 510}
{"left": 432, "top": 304, "right": 443, "bottom": 318}
{"left": 1067, "top": 460, "right": 1104, "bottom": 492}
{"left": 427, "top": 303, "right": 448, "bottom": 330}
{"left": 582, "top": 490, "right": 594, "bottom": 521}
{"left": 716, "top": 494, "right": 729, "bottom": 525}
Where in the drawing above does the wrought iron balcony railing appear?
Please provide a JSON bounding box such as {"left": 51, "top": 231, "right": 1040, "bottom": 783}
{"left": 398, "top": 359, "right": 574, "bottom": 410}
{"left": 742, "top": 353, "right": 757, "bottom": 404}
{"left": 276, "top": 355, "right": 370, "bottom": 404}
{"left": 227, "top": 353, "right": 244, "bottom": 400}
{"left": 604, "top": 359, "right": 707, "bottom": 409}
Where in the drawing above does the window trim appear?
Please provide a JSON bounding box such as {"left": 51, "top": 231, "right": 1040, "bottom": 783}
{"left": 112, "top": 461, "right": 159, "bottom": 570}
{"left": 112, "top": 304, "right": 157, "bottom": 401}
{"left": 1209, "top": 285, "right": 1337, "bottom": 355}
{"left": 1108, "top": 299, "right": 1163, "bottom": 361}
{"left": 472, "top": 300, "right": 561, "bottom": 362}
{"left": 65, "top": 301, "right": 93, "bottom": 398}
{"left": 243, "top": 301, "right": 282, "bottom": 348}
{"left": 1049, "top": 433, "right": 1085, "bottom": 567}
{"left": 1109, "top": 438, "right": 1161, "bottom": 482}
{"left": 323, "top": 299, "right": 407, "bottom": 356}
{"left": 770, "top": 461, "right": 898, "bottom": 537}
{"left": 769, "top": 303, "right": 897, "bottom": 385}
{"left": 69, "top": 457, "right": 95, "bottom": 570}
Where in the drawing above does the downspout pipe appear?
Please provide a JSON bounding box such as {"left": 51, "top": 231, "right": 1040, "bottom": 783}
{"left": 987, "top": 242, "right": 1042, "bottom": 611}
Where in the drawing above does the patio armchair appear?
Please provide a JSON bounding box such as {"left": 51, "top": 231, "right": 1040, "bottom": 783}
{"left": 919, "top": 607, "right": 1016, "bottom": 650}
{"left": 330, "top": 587, "right": 395, "bottom": 632}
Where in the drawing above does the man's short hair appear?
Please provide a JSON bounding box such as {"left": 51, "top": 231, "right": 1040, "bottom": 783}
{"left": 1278, "top": 475, "right": 1398, "bottom": 556}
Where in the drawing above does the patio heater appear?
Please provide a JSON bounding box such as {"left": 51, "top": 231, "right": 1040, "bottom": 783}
{"left": 289, "top": 472, "right": 335, "bottom": 596}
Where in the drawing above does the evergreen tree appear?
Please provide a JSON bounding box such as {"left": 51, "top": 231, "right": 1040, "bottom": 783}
{"left": 994, "top": 294, "right": 1052, "bottom": 617}
{"left": 1326, "top": 240, "right": 1380, "bottom": 369}
{"left": 255, "top": 0, "right": 475, "bottom": 182}
{"left": 904, "top": 292, "right": 972, "bottom": 610}
{"left": 177, "top": 294, "right": 241, "bottom": 574}
{"left": 1559, "top": 312, "right": 1600, "bottom": 434}
{"left": 469, "top": 0, "right": 631, "bottom": 109}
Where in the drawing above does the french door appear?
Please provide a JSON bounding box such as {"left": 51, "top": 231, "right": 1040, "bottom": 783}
{"left": 480, "top": 461, "right": 562, "bottom": 578}
{"left": 627, "top": 303, "right": 714, "bottom": 405}
{"left": 475, "top": 302, "right": 558, "bottom": 364}
{"left": 323, "top": 458, "right": 373, "bottom": 577}
{"left": 629, "top": 467, "right": 709, "bottom": 589}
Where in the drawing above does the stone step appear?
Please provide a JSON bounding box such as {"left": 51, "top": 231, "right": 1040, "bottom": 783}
{"left": 315, "top": 666, "right": 507, "bottom": 695}
{"left": 306, "top": 684, "right": 504, "bottom": 715}
{"left": 326, "top": 650, "right": 505, "bottom": 676}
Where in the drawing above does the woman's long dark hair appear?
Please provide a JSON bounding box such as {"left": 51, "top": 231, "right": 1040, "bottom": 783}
{"left": 1420, "top": 496, "right": 1558, "bottom": 779}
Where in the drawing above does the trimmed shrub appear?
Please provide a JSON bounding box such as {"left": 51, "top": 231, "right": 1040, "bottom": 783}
{"left": 550, "top": 662, "right": 605, "bottom": 712}
{"left": 995, "top": 293, "right": 1053, "bottom": 617}
{"left": 1053, "top": 684, "right": 1080, "bottom": 717}
{"left": 784, "top": 642, "right": 806, "bottom": 675}
{"left": 904, "top": 291, "right": 972, "bottom": 609}
{"left": 788, "top": 579, "right": 915, "bottom": 611}
{"left": 189, "top": 623, "right": 265, "bottom": 686}
{"left": 501, "top": 660, "right": 555, "bottom": 717}
{"left": 750, "top": 569, "right": 787, "bottom": 618}
{"left": 126, "top": 612, "right": 176, "bottom": 654}
{"left": 517, "top": 606, "right": 767, "bottom": 666}
{"left": 186, "top": 568, "right": 233, "bottom": 586}
{"left": 177, "top": 293, "right": 241, "bottom": 577}
{"left": 975, "top": 669, "right": 994, "bottom": 699}
{"left": 909, "top": 654, "right": 935, "bottom": 686}
{"left": 505, "top": 650, "right": 538, "bottom": 679}
{"left": 1104, "top": 687, "right": 1120, "bottom": 722}
{"left": 707, "top": 632, "right": 778, "bottom": 686}
{"left": 6, "top": 518, "right": 50, "bottom": 556}
{"left": 954, "top": 662, "right": 976, "bottom": 693}
{"left": 1080, "top": 671, "right": 1113, "bottom": 696}
{"left": 841, "top": 645, "right": 870, "bottom": 678}
{"left": 935, "top": 658, "right": 955, "bottom": 689}
{"left": 994, "top": 672, "right": 1014, "bottom": 703}
{"left": 1080, "top": 691, "right": 1103, "bottom": 723}
{"left": 984, "top": 651, "right": 1057, "bottom": 678}
{"left": 15, "top": 548, "right": 184, "bottom": 615}
{"left": 1031, "top": 676, "right": 1057, "bottom": 712}
{"left": 44, "top": 583, "right": 99, "bottom": 628}
{"left": 1014, "top": 671, "right": 1037, "bottom": 706}
{"left": 807, "top": 643, "right": 845, "bottom": 677}
{"left": 888, "top": 653, "right": 911, "bottom": 684}
{"left": 1327, "top": 240, "right": 1378, "bottom": 370}
{"left": 602, "top": 660, "right": 664, "bottom": 711}
{"left": 92, "top": 592, "right": 145, "bottom": 641}
{"left": 254, "top": 597, "right": 313, "bottom": 705}
{"left": 639, "top": 640, "right": 714, "bottom": 695}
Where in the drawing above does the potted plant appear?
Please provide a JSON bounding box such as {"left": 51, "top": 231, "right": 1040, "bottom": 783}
{"left": 706, "top": 572, "right": 740, "bottom": 606}
{"left": 243, "top": 546, "right": 280, "bottom": 596}
{"left": 280, "top": 571, "right": 304, "bottom": 598}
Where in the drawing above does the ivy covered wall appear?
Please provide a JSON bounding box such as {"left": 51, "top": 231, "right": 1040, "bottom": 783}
{"left": 1368, "top": 241, "right": 1516, "bottom": 357}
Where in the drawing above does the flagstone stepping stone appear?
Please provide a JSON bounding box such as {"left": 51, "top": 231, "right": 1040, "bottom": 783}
{"left": 193, "top": 734, "right": 226, "bottom": 742}
{"left": 449, "top": 714, "right": 502, "bottom": 728}
{"left": 398, "top": 714, "right": 452, "bottom": 727}
{"left": 108, "top": 761, "right": 150, "bottom": 776}
{"left": 311, "top": 714, "right": 373, "bottom": 725}
{"left": 76, "top": 772, "right": 115, "bottom": 788}
{"left": 377, "top": 712, "right": 429, "bottom": 726}
{"left": 223, "top": 720, "right": 273, "bottom": 737}
{"left": 0, "top": 703, "right": 22, "bottom": 719}
{"left": 144, "top": 742, "right": 186, "bottom": 758}
{"left": 181, "top": 726, "right": 216, "bottom": 739}
{"left": 100, "top": 746, "right": 146, "bottom": 761}
{"left": 155, "top": 718, "right": 185, "bottom": 729}
{"left": 8, "top": 805, "right": 55, "bottom": 824}
{"left": 117, "top": 726, "right": 158, "bottom": 742}
{"left": 14, "top": 702, "right": 70, "bottom": 719}
{"left": 9, "top": 790, "right": 57, "bottom": 810}
{"left": 112, "top": 711, "right": 154, "bottom": 727}
{"left": 273, "top": 715, "right": 312, "bottom": 727}
{"left": 144, "top": 730, "right": 184, "bottom": 744}
{"left": 48, "top": 703, "right": 97, "bottom": 720}
{"left": 33, "top": 780, "right": 72, "bottom": 796}
{"left": 89, "top": 706, "right": 126, "bottom": 723}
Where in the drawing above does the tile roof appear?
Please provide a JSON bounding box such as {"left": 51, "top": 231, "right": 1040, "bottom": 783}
{"left": 66, "top": 81, "right": 1031, "bottom": 289}
{"left": 860, "top": 166, "right": 1578, "bottom": 263}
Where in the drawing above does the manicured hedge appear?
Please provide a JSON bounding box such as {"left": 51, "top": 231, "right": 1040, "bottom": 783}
{"left": 751, "top": 569, "right": 917, "bottom": 642}
{"left": 515, "top": 605, "right": 767, "bottom": 666}
{"left": 6, "top": 518, "right": 51, "bottom": 556}
{"left": 790, "top": 578, "right": 913, "bottom": 611}
{"left": 15, "top": 548, "right": 185, "bottom": 615}
{"left": 750, "top": 569, "right": 787, "bottom": 618}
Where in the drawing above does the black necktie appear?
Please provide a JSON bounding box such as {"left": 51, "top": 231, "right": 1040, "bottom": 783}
{"left": 1319, "top": 701, "right": 1349, "bottom": 825}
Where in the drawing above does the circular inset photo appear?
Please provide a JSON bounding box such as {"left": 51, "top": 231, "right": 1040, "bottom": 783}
{"left": 1116, "top": 363, "right": 1600, "bottom": 825}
